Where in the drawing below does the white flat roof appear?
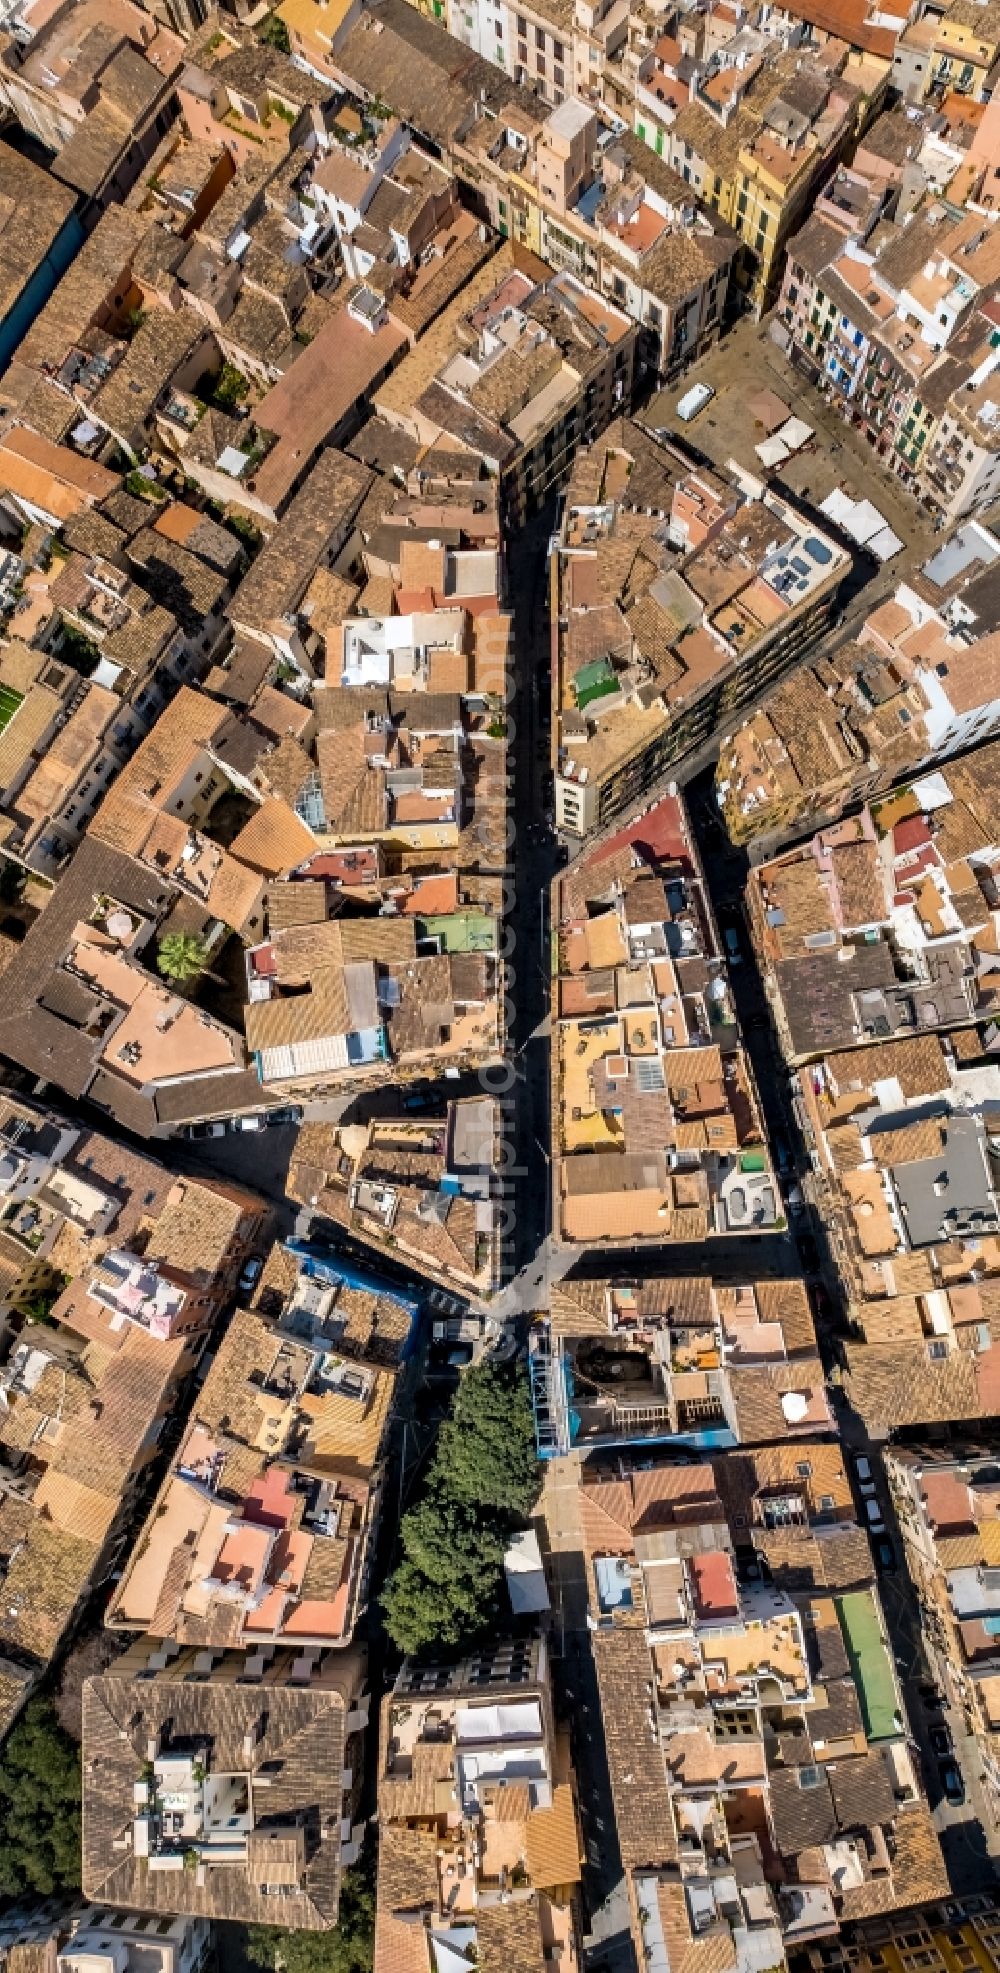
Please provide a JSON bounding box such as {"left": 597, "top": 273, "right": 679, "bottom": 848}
{"left": 545, "top": 97, "right": 595, "bottom": 139}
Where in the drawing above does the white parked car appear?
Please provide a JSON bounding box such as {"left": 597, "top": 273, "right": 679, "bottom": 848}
{"left": 677, "top": 382, "right": 714, "bottom": 422}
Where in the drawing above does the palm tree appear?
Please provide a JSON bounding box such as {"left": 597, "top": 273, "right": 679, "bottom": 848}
{"left": 156, "top": 931, "right": 211, "bottom": 986}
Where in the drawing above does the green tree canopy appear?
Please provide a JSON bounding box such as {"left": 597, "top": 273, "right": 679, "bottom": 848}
{"left": 259, "top": 10, "right": 291, "bottom": 50}
{"left": 382, "top": 1358, "right": 539, "bottom": 1656}
{"left": 157, "top": 931, "right": 210, "bottom": 984}
{"left": 382, "top": 1497, "right": 505, "bottom": 1656}
{"left": 438, "top": 1359, "right": 539, "bottom": 1516}
{"left": 0, "top": 1699, "right": 82, "bottom": 1898}
{"left": 247, "top": 1838, "right": 375, "bottom": 1973}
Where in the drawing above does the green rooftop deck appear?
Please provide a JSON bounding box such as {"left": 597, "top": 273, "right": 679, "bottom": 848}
{"left": 572, "top": 656, "right": 618, "bottom": 710}
{"left": 417, "top": 912, "right": 496, "bottom": 954}
{"left": 835, "top": 1589, "right": 899, "bottom": 1742}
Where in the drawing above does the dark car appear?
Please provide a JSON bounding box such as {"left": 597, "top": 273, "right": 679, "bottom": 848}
{"left": 919, "top": 1682, "right": 944, "bottom": 1710}
{"left": 873, "top": 1537, "right": 896, "bottom": 1573}
{"left": 772, "top": 1133, "right": 792, "bottom": 1173}
{"left": 403, "top": 1086, "right": 437, "bottom": 1111}
{"left": 265, "top": 1106, "right": 303, "bottom": 1127}
{"left": 939, "top": 1760, "right": 965, "bottom": 1807}
{"left": 929, "top": 1723, "right": 953, "bottom": 1759}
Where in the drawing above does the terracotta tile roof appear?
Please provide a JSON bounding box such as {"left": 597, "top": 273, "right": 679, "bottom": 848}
{"left": 592, "top": 1626, "right": 675, "bottom": 1869}
{"left": 826, "top": 1033, "right": 948, "bottom": 1099}
{"left": 845, "top": 1336, "right": 981, "bottom": 1431}
{"left": 477, "top": 1899, "right": 547, "bottom": 1973}
{"left": 524, "top": 1784, "right": 583, "bottom": 1889}
{"left": 830, "top": 839, "right": 886, "bottom": 927}
{"left": 229, "top": 797, "right": 317, "bottom": 876}
{"left": 83, "top": 1658, "right": 359, "bottom": 1925}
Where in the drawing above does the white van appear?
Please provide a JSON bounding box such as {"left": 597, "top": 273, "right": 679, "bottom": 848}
{"left": 677, "top": 383, "right": 714, "bottom": 422}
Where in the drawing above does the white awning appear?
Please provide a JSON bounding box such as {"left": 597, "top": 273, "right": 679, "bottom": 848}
{"left": 820, "top": 487, "right": 857, "bottom": 528}
{"left": 847, "top": 498, "right": 886, "bottom": 544}
{"left": 755, "top": 436, "right": 791, "bottom": 467}
{"left": 868, "top": 524, "right": 904, "bottom": 562}
{"left": 776, "top": 415, "right": 813, "bottom": 450}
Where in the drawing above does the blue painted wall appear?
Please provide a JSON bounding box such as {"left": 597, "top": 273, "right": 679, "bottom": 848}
{"left": 0, "top": 208, "right": 85, "bottom": 374}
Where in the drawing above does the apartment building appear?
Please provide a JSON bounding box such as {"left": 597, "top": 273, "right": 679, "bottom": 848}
{"left": 776, "top": 199, "right": 1000, "bottom": 512}
{"left": 332, "top": 0, "right": 735, "bottom": 378}
{"left": 0, "top": 1111, "right": 266, "bottom": 1735}
{"left": 0, "top": 1090, "right": 266, "bottom": 1332}
{"left": 456, "top": 107, "right": 736, "bottom": 377}
{"left": 0, "top": 1908, "right": 211, "bottom": 1973}
{"left": 667, "top": 46, "right": 869, "bottom": 311}
{"left": 286, "top": 1098, "right": 504, "bottom": 1299}
{"left": 82, "top": 1645, "right": 368, "bottom": 1924}
{"left": 105, "top": 1277, "right": 403, "bottom": 1652}
{"left": 931, "top": 0, "right": 1000, "bottom": 99}
{"left": 226, "top": 450, "right": 374, "bottom": 671}
{"left": 0, "top": 0, "right": 181, "bottom": 209}
{"left": 790, "top": 1891, "right": 1000, "bottom": 1973}
{"left": 716, "top": 526, "right": 1000, "bottom": 845}
{"left": 372, "top": 244, "right": 638, "bottom": 526}
{"left": 243, "top": 897, "right": 502, "bottom": 1095}
{"left": 0, "top": 1312, "right": 193, "bottom": 1734}
{"left": 530, "top": 1274, "right": 830, "bottom": 1458}
{"left": 574, "top": 1450, "right": 946, "bottom": 1967}
{"left": 745, "top": 746, "right": 1000, "bottom": 1062}
{"left": 791, "top": 1026, "right": 1000, "bottom": 1434}
{"left": 552, "top": 425, "right": 849, "bottom": 839}
{"left": 885, "top": 1446, "right": 1000, "bottom": 1826}
{"left": 0, "top": 769, "right": 280, "bottom": 1136}
{"left": 375, "top": 1635, "right": 583, "bottom": 1973}
{"left": 551, "top": 791, "right": 781, "bottom": 1244}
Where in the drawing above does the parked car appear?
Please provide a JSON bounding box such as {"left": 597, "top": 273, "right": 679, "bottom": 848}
{"left": 677, "top": 382, "right": 714, "bottom": 422}
{"left": 185, "top": 1121, "right": 226, "bottom": 1139}
{"left": 231, "top": 1114, "right": 265, "bottom": 1132}
{"left": 772, "top": 1133, "right": 792, "bottom": 1173}
{"left": 864, "top": 1496, "right": 886, "bottom": 1534}
{"left": 265, "top": 1106, "right": 302, "bottom": 1127}
{"left": 939, "top": 1760, "right": 965, "bottom": 1807}
{"left": 723, "top": 925, "right": 743, "bottom": 966}
{"left": 919, "top": 1682, "right": 944, "bottom": 1710}
{"left": 930, "top": 1723, "right": 953, "bottom": 1759}
{"left": 854, "top": 1454, "right": 876, "bottom": 1496}
{"left": 238, "top": 1256, "right": 263, "bottom": 1295}
{"left": 873, "top": 1537, "right": 896, "bottom": 1573}
{"left": 402, "top": 1086, "right": 437, "bottom": 1111}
